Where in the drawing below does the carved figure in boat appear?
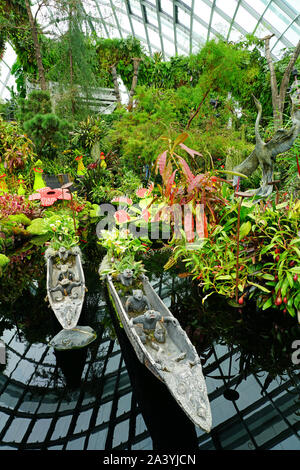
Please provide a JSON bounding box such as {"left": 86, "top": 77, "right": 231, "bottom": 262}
{"left": 50, "top": 264, "right": 82, "bottom": 299}
{"left": 117, "top": 268, "right": 134, "bottom": 287}
{"left": 130, "top": 309, "right": 167, "bottom": 348}
{"left": 125, "top": 289, "right": 151, "bottom": 314}
{"left": 99, "top": 254, "right": 212, "bottom": 432}
{"left": 45, "top": 246, "right": 86, "bottom": 330}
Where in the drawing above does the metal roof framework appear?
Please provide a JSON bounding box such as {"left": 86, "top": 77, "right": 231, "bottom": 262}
{"left": 0, "top": 0, "right": 300, "bottom": 100}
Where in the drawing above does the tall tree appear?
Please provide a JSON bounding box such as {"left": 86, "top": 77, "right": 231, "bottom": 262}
{"left": 23, "top": 0, "right": 47, "bottom": 90}
{"left": 263, "top": 34, "right": 300, "bottom": 129}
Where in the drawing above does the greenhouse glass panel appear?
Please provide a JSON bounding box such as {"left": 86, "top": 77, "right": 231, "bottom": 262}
{"left": 211, "top": 11, "right": 231, "bottom": 37}
{"left": 192, "top": 20, "right": 210, "bottom": 41}
{"left": 178, "top": 9, "right": 192, "bottom": 29}
{"left": 128, "top": 0, "right": 143, "bottom": 18}
{"left": 215, "top": 0, "right": 237, "bottom": 18}
{"left": 144, "top": 7, "right": 159, "bottom": 28}
{"left": 284, "top": 25, "right": 300, "bottom": 45}
{"left": 235, "top": 6, "right": 260, "bottom": 31}
{"left": 161, "top": 0, "right": 174, "bottom": 17}
{"left": 194, "top": 0, "right": 212, "bottom": 25}
{"left": 248, "top": 0, "right": 271, "bottom": 16}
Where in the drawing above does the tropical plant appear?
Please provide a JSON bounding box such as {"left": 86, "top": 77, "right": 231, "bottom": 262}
{"left": 0, "top": 117, "right": 36, "bottom": 174}
{"left": 16, "top": 90, "right": 71, "bottom": 158}
{"left": 112, "top": 133, "right": 244, "bottom": 243}
{"left": 168, "top": 192, "right": 300, "bottom": 319}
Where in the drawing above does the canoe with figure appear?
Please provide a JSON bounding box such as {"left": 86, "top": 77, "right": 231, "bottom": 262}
{"left": 99, "top": 256, "right": 212, "bottom": 433}
{"left": 45, "top": 246, "right": 97, "bottom": 350}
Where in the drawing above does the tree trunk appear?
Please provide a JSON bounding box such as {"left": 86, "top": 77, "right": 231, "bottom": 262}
{"left": 68, "top": 3, "right": 76, "bottom": 116}
{"left": 263, "top": 35, "right": 300, "bottom": 130}
{"left": 24, "top": 0, "right": 47, "bottom": 91}
{"left": 110, "top": 64, "right": 121, "bottom": 105}
{"left": 128, "top": 57, "right": 142, "bottom": 111}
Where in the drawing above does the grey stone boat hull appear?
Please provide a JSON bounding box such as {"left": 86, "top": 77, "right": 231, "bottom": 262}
{"left": 45, "top": 246, "right": 86, "bottom": 330}
{"left": 106, "top": 271, "right": 212, "bottom": 433}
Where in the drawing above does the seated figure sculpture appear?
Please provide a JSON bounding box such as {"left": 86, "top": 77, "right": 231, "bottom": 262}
{"left": 130, "top": 309, "right": 170, "bottom": 350}
{"left": 117, "top": 268, "right": 134, "bottom": 287}
{"left": 125, "top": 289, "right": 151, "bottom": 314}
{"left": 50, "top": 264, "right": 82, "bottom": 299}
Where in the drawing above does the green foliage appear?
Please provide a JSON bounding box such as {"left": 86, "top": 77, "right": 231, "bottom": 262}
{"left": 98, "top": 227, "right": 149, "bottom": 278}
{"left": 276, "top": 136, "right": 300, "bottom": 196}
{"left": 0, "top": 253, "right": 10, "bottom": 268}
{"left": 0, "top": 116, "right": 36, "bottom": 175}
{"left": 76, "top": 158, "right": 142, "bottom": 204}
{"left": 16, "top": 90, "right": 71, "bottom": 158}
{"left": 70, "top": 115, "right": 109, "bottom": 149}
{"left": 102, "top": 85, "right": 254, "bottom": 175}
{"left": 169, "top": 193, "right": 299, "bottom": 318}
{"left": 7, "top": 213, "right": 31, "bottom": 226}
{"left": 95, "top": 36, "right": 144, "bottom": 88}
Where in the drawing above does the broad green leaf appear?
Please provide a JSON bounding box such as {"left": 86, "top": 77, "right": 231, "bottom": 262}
{"left": 286, "top": 305, "right": 295, "bottom": 317}
{"left": 281, "top": 277, "right": 289, "bottom": 297}
{"left": 247, "top": 281, "right": 271, "bottom": 293}
{"left": 216, "top": 170, "right": 248, "bottom": 178}
{"left": 239, "top": 221, "right": 252, "bottom": 240}
{"left": 262, "top": 297, "right": 273, "bottom": 310}
{"left": 261, "top": 273, "right": 275, "bottom": 281}
{"left": 292, "top": 246, "right": 300, "bottom": 257}
{"left": 171, "top": 132, "right": 189, "bottom": 153}
{"left": 286, "top": 271, "right": 294, "bottom": 288}
{"left": 290, "top": 267, "right": 300, "bottom": 274}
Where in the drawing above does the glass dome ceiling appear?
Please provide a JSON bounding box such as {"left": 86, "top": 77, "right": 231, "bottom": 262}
{"left": 0, "top": 0, "right": 300, "bottom": 100}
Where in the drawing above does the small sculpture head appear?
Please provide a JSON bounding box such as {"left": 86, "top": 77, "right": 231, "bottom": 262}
{"left": 122, "top": 269, "right": 133, "bottom": 279}
{"left": 144, "top": 309, "right": 159, "bottom": 320}
{"left": 132, "top": 289, "right": 143, "bottom": 301}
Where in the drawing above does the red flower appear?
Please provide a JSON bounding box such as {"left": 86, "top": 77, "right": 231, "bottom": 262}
{"left": 29, "top": 187, "right": 72, "bottom": 206}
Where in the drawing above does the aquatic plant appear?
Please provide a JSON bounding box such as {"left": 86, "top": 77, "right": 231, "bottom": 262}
{"left": 169, "top": 194, "right": 300, "bottom": 319}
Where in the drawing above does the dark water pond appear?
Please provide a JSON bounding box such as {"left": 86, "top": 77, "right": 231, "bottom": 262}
{"left": 0, "top": 246, "right": 299, "bottom": 451}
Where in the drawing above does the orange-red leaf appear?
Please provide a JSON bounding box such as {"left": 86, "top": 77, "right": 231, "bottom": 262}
{"left": 177, "top": 156, "right": 194, "bottom": 183}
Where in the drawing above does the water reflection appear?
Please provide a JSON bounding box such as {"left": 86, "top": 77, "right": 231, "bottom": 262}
{"left": 0, "top": 247, "right": 299, "bottom": 450}
{"left": 107, "top": 290, "right": 199, "bottom": 451}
